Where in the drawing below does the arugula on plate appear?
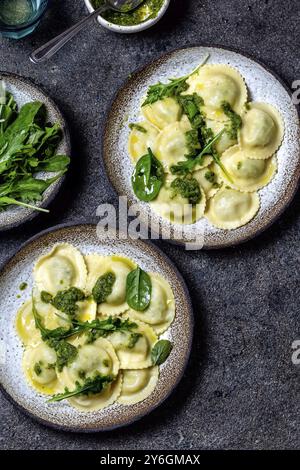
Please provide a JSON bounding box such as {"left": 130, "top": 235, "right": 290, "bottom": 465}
{"left": 48, "top": 373, "right": 115, "bottom": 402}
{"left": 142, "top": 55, "right": 209, "bottom": 107}
{"left": 0, "top": 86, "right": 70, "bottom": 213}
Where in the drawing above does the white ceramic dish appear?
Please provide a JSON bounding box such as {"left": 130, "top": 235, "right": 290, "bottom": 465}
{"left": 84, "top": 0, "right": 170, "bottom": 34}
{"left": 0, "top": 72, "right": 70, "bottom": 232}
{"left": 103, "top": 46, "right": 300, "bottom": 249}
{"left": 0, "top": 223, "right": 193, "bottom": 432}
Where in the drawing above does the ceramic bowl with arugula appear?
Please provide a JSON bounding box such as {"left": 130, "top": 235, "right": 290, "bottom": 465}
{"left": 0, "top": 73, "right": 70, "bottom": 231}
{"left": 103, "top": 46, "right": 300, "bottom": 248}
{"left": 0, "top": 223, "right": 193, "bottom": 431}
{"left": 84, "top": 0, "right": 170, "bottom": 34}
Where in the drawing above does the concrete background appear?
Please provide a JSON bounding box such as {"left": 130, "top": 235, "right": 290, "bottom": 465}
{"left": 0, "top": 0, "right": 299, "bottom": 450}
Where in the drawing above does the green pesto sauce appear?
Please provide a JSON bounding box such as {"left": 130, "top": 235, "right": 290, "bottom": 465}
{"left": 19, "top": 282, "right": 28, "bottom": 291}
{"left": 92, "top": 0, "right": 164, "bottom": 26}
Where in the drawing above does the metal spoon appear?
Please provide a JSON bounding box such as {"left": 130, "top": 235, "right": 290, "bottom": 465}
{"left": 30, "top": 0, "right": 144, "bottom": 64}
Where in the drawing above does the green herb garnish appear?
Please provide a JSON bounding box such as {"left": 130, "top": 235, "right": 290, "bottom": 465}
{"left": 205, "top": 170, "right": 216, "bottom": 183}
{"left": 33, "top": 361, "right": 43, "bottom": 376}
{"left": 178, "top": 93, "right": 215, "bottom": 159}
{"left": 170, "top": 176, "right": 202, "bottom": 205}
{"left": 142, "top": 56, "right": 209, "bottom": 107}
{"left": 129, "top": 123, "right": 147, "bottom": 133}
{"left": 48, "top": 373, "right": 114, "bottom": 403}
{"left": 151, "top": 340, "right": 173, "bottom": 366}
{"left": 205, "top": 170, "right": 221, "bottom": 188}
{"left": 33, "top": 295, "right": 138, "bottom": 342}
{"left": 127, "top": 332, "right": 142, "bottom": 349}
{"left": 48, "top": 339, "right": 78, "bottom": 372}
{"left": 126, "top": 266, "right": 152, "bottom": 312}
{"left": 170, "top": 130, "right": 225, "bottom": 176}
{"left": 41, "top": 291, "right": 53, "bottom": 304}
{"left": 132, "top": 148, "right": 164, "bottom": 202}
{"left": 51, "top": 287, "right": 85, "bottom": 318}
{"left": 221, "top": 101, "right": 242, "bottom": 140}
{"left": 92, "top": 272, "right": 116, "bottom": 304}
{"left": 84, "top": 317, "right": 138, "bottom": 344}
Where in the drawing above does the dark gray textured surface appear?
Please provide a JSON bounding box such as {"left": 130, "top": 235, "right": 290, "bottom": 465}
{"left": 0, "top": 0, "right": 299, "bottom": 450}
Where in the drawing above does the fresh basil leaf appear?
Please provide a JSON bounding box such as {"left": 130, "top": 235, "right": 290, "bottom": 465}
{"left": 151, "top": 340, "right": 173, "bottom": 366}
{"left": 126, "top": 267, "right": 152, "bottom": 312}
{"left": 132, "top": 148, "right": 164, "bottom": 202}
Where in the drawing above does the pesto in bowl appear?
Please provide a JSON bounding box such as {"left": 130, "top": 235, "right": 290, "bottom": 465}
{"left": 92, "top": 0, "right": 164, "bottom": 26}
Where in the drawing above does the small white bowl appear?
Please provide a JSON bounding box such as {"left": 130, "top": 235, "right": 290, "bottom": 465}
{"left": 84, "top": 0, "right": 170, "bottom": 34}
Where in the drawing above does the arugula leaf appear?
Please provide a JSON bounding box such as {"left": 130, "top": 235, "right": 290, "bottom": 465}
{"left": 126, "top": 267, "right": 152, "bottom": 312}
{"left": 48, "top": 373, "right": 114, "bottom": 402}
{"left": 170, "top": 130, "right": 225, "bottom": 176}
{"left": 129, "top": 123, "right": 147, "bottom": 133}
{"left": 132, "top": 148, "right": 164, "bottom": 202}
{"left": 0, "top": 196, "right": 50, "bottom": 213}
{"left": 34, "top": 155, "right": 70, "bottom": 172}
{"left": 0, "top": 91, "right": 17, "bottom": 136}
{"left": 33, "top": 294, "right": 138, "bottom": 342}
{"left": 0, "top": 102, "right": 45, "bottom": 174}
{"left": 83, "top": 316, "right": 138, "bottom": 343}
{"left": 151, "top": 340, "right": 173, "bottom": 366}
{"left": 142, "top": 55, "right": 209, "bottom": 107}
{"left": 0, "top": 95, "right": 70, "bottom": 213}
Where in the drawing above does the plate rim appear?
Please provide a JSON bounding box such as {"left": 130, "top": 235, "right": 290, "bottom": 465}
{"left": 102, "top": 43, "right": 300, "bottom": 250}
{"left": 0, "top": 220, "right": 194, "bottom": 433}
{"left": 0, "top": 71, "right": 71, "bottom": 233}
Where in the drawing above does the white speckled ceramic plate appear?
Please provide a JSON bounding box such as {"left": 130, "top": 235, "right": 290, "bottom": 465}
{"left": 0, "top": 223, "right": 193, "bottom": 432}
{"left": 103, "top": 46, "right": 300, "bottom": 248}
{"left": 0, "top": 72, "right": 71, "bottom": 232}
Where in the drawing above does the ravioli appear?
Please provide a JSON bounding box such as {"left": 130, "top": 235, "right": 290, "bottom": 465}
{"left": 77, "top": 298, "right": 97, "bottom": 323}
{"left": 142, "top": 97, "right": 181, "bottom": 129}
{"left": 68, "top": 374, "right": 122, "bottom": 412}
{"left": 58, "top": 337, "right": 121, "bottom": 411}
{"left": 33, "top": 287, "right": 72, "bottom": 331}
{"left": 239, "top": 102, "right": 284, "bottom": 159}
{"left": 185, "top": 64, "right": 247, "bottom": 121}
{"left": 107, "top": 319, "right": 157, "bottom": 369}
{"left": 118, "top": 367, "right": 159, "bottom": 405}
{"left": 127, "top": 273, "right": 175, "bottom": 335}
{"left": 85, "top": 255, "right": 135, "bottom": 316}
{"left": 16, "top": 299, "right": 41, "bottom": 346}
{"left": 128, "top": 121, "right": 159, "bottom": 162}
{"left": 206, "top": 119, "right": 237, "bottom": 154}
{"left": 216, "top": 145, "right": 277, "bottom": 192}
{"left": 150, "top": 179, "right": 206, "bottom": 225}
{"left": 34, "top": 244, "right": 87, "bottom": 295}
{"left": 193, "top": 164, "right": 222, "bottom": 199}
{"left": 153, "top": 119, "right": 192, "bottom": 172}
{"left": 23, "top": 342, "right": 59, "bottom": 395}
{"left": 205, "top": 187, "right": 260, "bottom": 229}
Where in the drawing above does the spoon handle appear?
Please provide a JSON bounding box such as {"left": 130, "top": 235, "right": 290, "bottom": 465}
{"left": 30, "top": 7, "right": 108, "bottom": 64}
